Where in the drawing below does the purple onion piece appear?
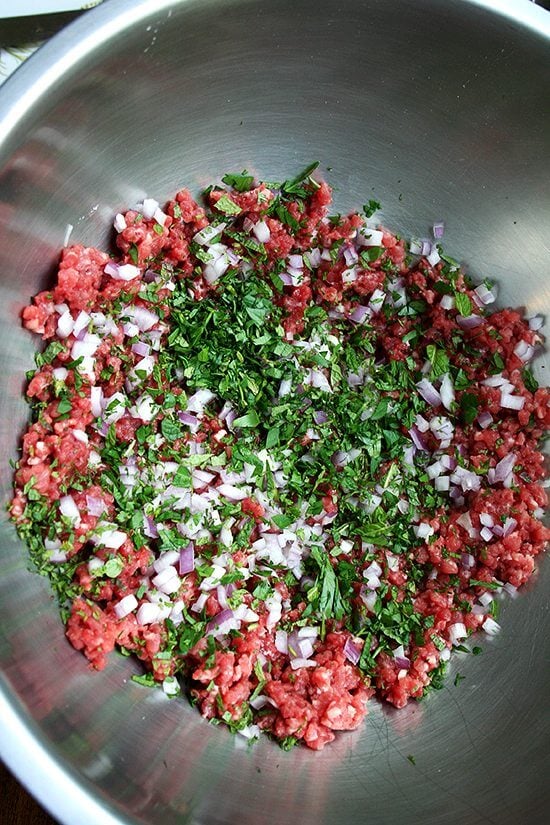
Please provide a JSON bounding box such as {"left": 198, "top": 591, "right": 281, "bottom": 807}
{"left": 432, "top": 221, "right": 445, "bottom": 239}
{"left": 409, "top": 425, "right": 429, "bottom": 452}
{"left": 178, "top": 411, "right": 199, "bottom": 428}
{"left": 343, "top": 637, "right": 362, "bottom": 666}
{"left": 493, "top": 453, "right": 516, "bottom": 483}
{"left": 502, "top": 517, "right": 518, "bottom": 538}
{"left": 206, "top": 608, "right": 236, "bottom": 635}
{"left": 313, "top": 410, "right": 328, "bottom": 425}
{"left": 416, "top": 378, "right": 442, "bottom": 407}
{"left": 349, "top": 305, "right": 371, "bottom": 324}
{"left": 394, "top": 655, "right": 411, "bottom": 670}
{"left": 179, "top": 543, "right": 195, "bottom": 575}
{"left": 143, "top": 515, "right": 159, "bottom": 539}
{"left": 477, "top": 411, "right": 493, "bottom": 429}
{"left": 457, "top": 314, "right": 484, "bottom": 330}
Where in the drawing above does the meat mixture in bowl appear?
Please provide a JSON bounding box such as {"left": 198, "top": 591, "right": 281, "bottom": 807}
{"left": 12, "top": 165, "right": 549, "bottom": 750}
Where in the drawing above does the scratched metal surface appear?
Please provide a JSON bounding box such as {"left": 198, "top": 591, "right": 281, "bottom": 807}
{"left": 0, "top": 1, "right": 549, "bottom": 824}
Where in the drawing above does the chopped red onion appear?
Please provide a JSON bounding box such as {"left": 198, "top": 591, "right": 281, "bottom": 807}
{"left": 514, "top": 340, "right": 535, "bottom": 363}
{"left": 153, "top": 550, "right": 180, "bottom": 574}
{"left": 304, "top": 248, "right": 321, "bottom": 268}
{"left": 457, "top": 314, "right": 484, "bottom": 329}
{"left": 275, "top": 630, "right": 288, "bottom": 654}
{"left": 114, "top": 594, "right": 138, "bottom": 619}
{"left": 439, "top": 374, "right": 455, "bottom": 411}
{"left": 290, "top": 658, "right": 317, "bottom": 670}
{"left": 479, "top": 512, "right": 494, "bottom": 527}
{"left": 309, "top": 369, "right": 332, "bottom": 392}
{"left": 136, "top": 602, "right": 161, "bottom": 625}
{"left": 143, "top": 515, "right": 159, "bottom": 539}
{"left": 427, "top": 245, "right": 440, "bottom": 267}
{"left": 343, "top": 637, "right": 362, "bottom": 666}
{"left": 343, "top": 245, "right": 359, "bottom": 267}
{"left": 342, "top": 267, "right": 359, "bottom": 285}
{"left": 191, "top": 593, "right": 209, "bottom": 613}
{"left": 218, "top": 483, "right": 248, "bottom": 501}
{"left": 357, "top": 227, "right": 384, "bottom": 247}
{"left": 250, "top": 695, "right": 276, "bottom": 711}
{"left": 402, "top": 445, "right": 416, "bottom": 467}
{"left": 177, "top": 411, "right": 200, "bottom": 432}
{"left": 440, "top": 294, "right": 455, "bottom": 310}
{"left": 480, "top": 526, "right": 493, "bottom": 542}
{"left": 416, "top": 378, "right": 442, "bottom": 407}
{"left": 414, "top": 522, "right": 434, "bottom": 540}
{"left": 72, "top": 332, "right": 101, "bottom": 360}
{"left": 409, "top": 425, "right": 429, "bottom": 452}
{"left": 123, "top": 305, "right": 159, "bottom": 332}
{"left": 252, "top": 220, "right": 270, "bottom": 243}
{"left": 448, "top": 622, "right": 468, "bottom": 645}
{"left": 132, "top": 341, "right": 151, "bottom": 357}
{"left": 501, "top": 517, "right": 518, "bottom": 537}
{"left": 73, "top": 310, "right": 91, "bottom": 337}
{"left": 461, "top": 552, "right": 475, "bottom": 569}
{"left": 409, "top": 238, "right": 423, "bottom": 255}
{"left": 86, "top": 496, "right": 106, "bottom": 517}
{"left": 477, "top": 411, "right": 493, "bottom": 429}
{"left": 493, "top": 453, "right": 516, "bottom": 482}
{"left": 427, "top": 460, "right": 444, "bottom": 480}
{"left": 435, "top": 476, "right": 450, "bottom": 492}
{"left": 439, "top": 454, "right": 457, "bottom": 471}
{"left": 313, "top": 410, "right": 328, "bottom": 425}
{"left": 107, "top": 262, "right": 141, "bottom": 281}
{"left": 482, "top": 617, "right": 501, "bottom": 636}
{"left": 394, "top": 655, "right": 411, "bottom": 670}
{"left": 206, "top": 608, "right": 239, "bottom": 637}
{"left": 59, "top": 495, "right": 80, "bottom": 525}
{"left": 141, "top": 198, "right": 159, "bottom": 220}
{"left": 369, "top": 289, "right": 386, "bottom": 313}
{"left": 186, "top": 388, "right": 215, "bottom": 412}
{"left": 113, "top": 213, "right": 127, "bottom": 233}
{"left": 474, "top": 283, "right": 497, "bottom": 306}
{"left": 349, "top": 304, "right": 372, "bottom": 324}
{"left": 179, "top": 544, "right": 195, "bottom": 575}
{"left": 288, "top": 254, "right": 303, "bottom": 269}
{"left": 432, "top": 221, "right": 445, "bottom": 239}
{"left": 450, "top": 466, "right": 481, "bottom": 492}
{"left": 500, "top": 392, "right": 525, "bottom": 410}
{"left": 415, "top": 414, "right": 430, "bottom": 433}
{"left": 456, "top": 511, "right": 477, "bottom": 538}
{"left": 482, "top": 373, "right": 508, "bottom": 388}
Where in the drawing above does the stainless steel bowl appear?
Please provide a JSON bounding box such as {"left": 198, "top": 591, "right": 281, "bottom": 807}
{"left": 1, "top": 1, "right": 549, "bottom": 823}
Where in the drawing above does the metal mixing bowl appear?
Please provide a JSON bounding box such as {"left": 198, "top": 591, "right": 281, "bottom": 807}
{"left": 1, "top": 1, "right": 549, "bottom": 823}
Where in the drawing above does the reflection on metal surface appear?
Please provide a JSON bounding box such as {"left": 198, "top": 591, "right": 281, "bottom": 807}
{"left": 0, "top": 1, "right": 548, "bottom": 824}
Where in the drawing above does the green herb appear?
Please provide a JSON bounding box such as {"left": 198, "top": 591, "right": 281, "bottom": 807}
{"left": 222, "top": 171, "right": 254, "bottom": 192}
{"left": 522, "top": 368, "right": 539, "bottom": 393}
{"left": 363, "top": 199, "right": 381, "bottom": 218}
{"left": 460, "top": 393, "right": 479, "bottom": 425}
{"left": 214, "top": 194, "right": 242, "bottom": 216}
{"left": 426, "top": 345, "right": 450, "bottom": 378}
{"left": 455, "top": 292, "right": 472, "bottom": 317}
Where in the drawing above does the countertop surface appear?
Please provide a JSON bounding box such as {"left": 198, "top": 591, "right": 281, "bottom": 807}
{"left": 1, "top": 761, "right": 56, "bottom": 825}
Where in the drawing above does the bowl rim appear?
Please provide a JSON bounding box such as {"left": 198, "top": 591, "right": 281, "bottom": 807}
{"left": 0, "top": 0, "right": 549, "bottom": 822}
